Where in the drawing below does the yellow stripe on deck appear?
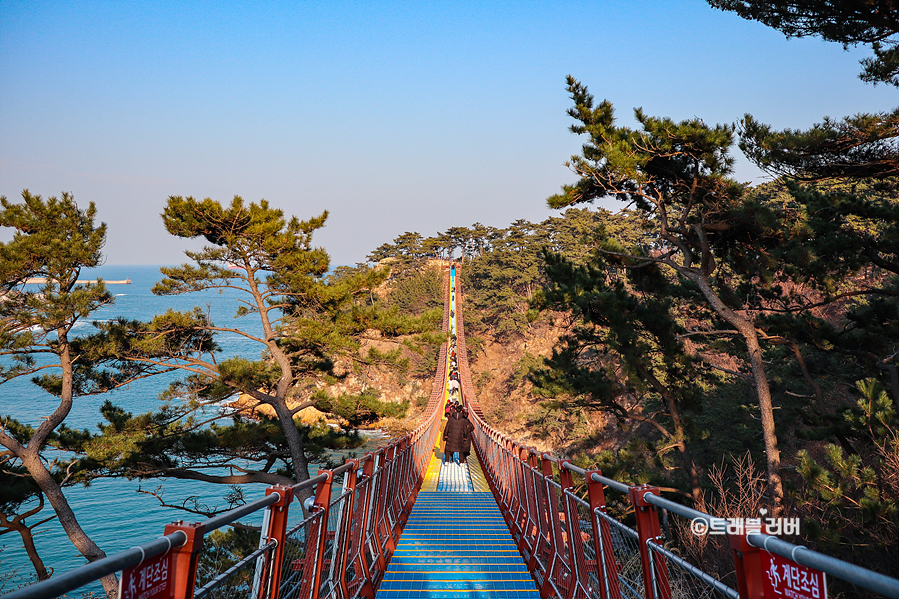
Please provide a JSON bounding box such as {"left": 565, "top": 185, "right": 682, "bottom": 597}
{"left": 422, "top": 442, "right": 490, "bottom": 492}
{"left": 467, "top": 452, "right": 490, "bottom": 492}
{"left": 420, "top": 451, "right": 443, "bottom": 491}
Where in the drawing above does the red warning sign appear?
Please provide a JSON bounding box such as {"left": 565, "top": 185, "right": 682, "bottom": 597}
{"left": 118, "top": 552, "right": 173, "bottom": 599}
{"left": 761, "top": 551, "right": 827, "bottom": 599}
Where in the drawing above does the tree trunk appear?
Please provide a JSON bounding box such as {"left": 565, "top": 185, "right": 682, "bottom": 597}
{"left": 689, "top": 273, "right": 785, "bottom": 515}
{"left": 0, "top": 512, "right": 51, "bottom": 580}
{"left": 270, "top": 398, "right": 313, "bottom": 506}
{"left": 2, "top": 335, "right": 120, "bottom": 597}
{"left": 743, "top": 330, "right": 785, "bottom": 515}
{"left": 878, "top": 362, "right": 899, "bottom": 405}
{"left": 638, "top": 364, "right": 703, "bottom": 502}
{"left": 20, "top": 524, "right": 50, "bottom": 581}
{"left": 789, "top": 341, "right": 824, "bottom": 410}
{"left": 667, "top": 397, "right": 703, "bottom": 504}
{"left": 252, "top": 279, "right": 315, "bottom": 503}
{"left": 20, "top": 452, "right": 119, "bottom": 597}
{"left": 770, "top": 338, "right": 824, "bottom": 410}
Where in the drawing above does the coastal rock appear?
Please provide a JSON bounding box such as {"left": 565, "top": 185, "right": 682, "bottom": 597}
{"left": 228, "top": 393, "right": 328, "bottom": 423}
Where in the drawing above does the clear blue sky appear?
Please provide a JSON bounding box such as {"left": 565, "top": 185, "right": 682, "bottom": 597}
{"left": 1, "top": 1, "right": 895, "bottom": 266}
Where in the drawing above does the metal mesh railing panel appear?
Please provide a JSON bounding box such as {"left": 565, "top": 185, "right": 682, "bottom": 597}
{"left": 544, "top": 479, "right": 573, "bottom": 599}
{"left": 193, "top": 529, "right": 277, "bottom": 599}
{"left": 567, "top": 492, "right": 604, "bottom": 599}
{"left": 316, "top": 489, "right": 352, "bottom": 599}
{"left": 648, "top": 540, "right": 739, "bottom": 599}
{"left": 341, "top": 474, "right": 371, "bottom": 599}
{"left": 596, "top": 510, "right": 644, "bottom": 599}
{"left": 277, "top": 509, "right": 324, "bottom": 599}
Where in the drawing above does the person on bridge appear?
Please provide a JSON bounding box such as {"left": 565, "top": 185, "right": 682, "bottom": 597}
{"left": 443, "top": 403, "right": 474, "bottom": 465}
{"left": 459, "top": 406, "right": 473, "bottom": 462}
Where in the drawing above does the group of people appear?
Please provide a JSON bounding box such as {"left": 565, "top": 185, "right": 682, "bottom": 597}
{"left": 441, "top": 333, "right": 474, "bottom": 465}
{"left": 448, "top": 345, "right": 461, "bottom": 400}
{"left": 441, "top": 402, "right": 473, "bottom": 465}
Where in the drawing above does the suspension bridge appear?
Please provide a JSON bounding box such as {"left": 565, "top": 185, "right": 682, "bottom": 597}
{"left": 5, "top": 267, "right": 899, "bottom": 599}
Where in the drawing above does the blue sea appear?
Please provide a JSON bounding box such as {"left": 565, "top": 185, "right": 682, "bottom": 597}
{"left": 0, "top": 265, "right": 385, "bottom": 591}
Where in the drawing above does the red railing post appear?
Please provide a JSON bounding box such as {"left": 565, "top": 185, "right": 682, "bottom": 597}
{"left": 522, "top": 449, "right": 545, "bottom": 579}
{"left": 558, "top": 461, "right": 582, "bottom": 599}
{"left": 502, "top": 436, "right": 513, "bottom": 513}
{"left": 729, "top": 532, "right": 765, "bottom": 599}
{"left": 335, "top": 462, "right": 360, "bottom": 599}
{"left": 521, "top": 447, "right": 539, "bottom": 569}
{"left": 379, "top": 444, "right": 400, "bottom": 563}
{"left": 368, "top": 449, "right": 390, "bottom": 576}
{"left": 356, "top": 455, "right": 378, "bottom": 599}
{"left": 164, "top": 521, "right": 205, "bottom": 599}
{"left": 400, "top": 438, "right": 418, "bottom": 521}
{"left": 501, "top": 441, "right": 516, "bottom": 532}
{"left": 503, "top": 439, "right": 515, "bottom": 510}
{"left": 261, "top": 485, "right": 294, "bottom": 599}
{"left": 356, "top": 452, "right": 379, "bottom": 599}
{"left": 512, "top": 441, "right": 525, "bottom": 514}
{"left": 507, "top": 441, "right": 522, "bottom": 533}
{"left": 309, "top": 470, "right": 334, "bottom": 599}
{"left": 628, "top": 484, "right": 670, "bottom": 599}
{"left": 538, "top": 455, "right": 557, "bottom": 599}
{"left": 385, "top": 444, "right": 406, "bottom": 549}
{"left": 586, "top": 471, "right": 622, "bottom": 599}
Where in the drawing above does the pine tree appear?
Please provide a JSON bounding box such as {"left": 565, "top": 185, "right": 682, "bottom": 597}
{"left": 709, "top": 1, "right": 899, "bottom": 406}
{"left": 534, "top": 249, "right": 707, "bottom": 500}
{"left": 708, "top": 0, "right": 899, "bottom": 86}
{"left": 547, "top": 76, "right": 789, "bottom": 512}
{"left": 707, "top": 1, "right": 899, "bottom": 181}
{"left": 0, "top": 191, "right": 121, "bottom": 597}
{"left": 795, "top": 378, "right": 899, "bottom": 570}
{"left": 99, "top": 196, "right": 433, "bottom": 495}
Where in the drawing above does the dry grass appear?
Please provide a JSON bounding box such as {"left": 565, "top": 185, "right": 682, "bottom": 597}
{"left": 673, "top": 453, "right": 767, "bottom": 586}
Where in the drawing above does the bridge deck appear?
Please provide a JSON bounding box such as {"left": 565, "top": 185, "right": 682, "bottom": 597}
{"left": 376, "top": 451, "right": 540, "bottom": 599}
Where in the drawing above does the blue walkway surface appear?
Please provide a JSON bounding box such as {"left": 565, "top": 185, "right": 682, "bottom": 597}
{"left": 376, "top": 488, "right": 540, "bottom": 599}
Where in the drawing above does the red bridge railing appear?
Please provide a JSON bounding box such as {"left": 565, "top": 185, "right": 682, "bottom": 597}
{"left": 451, "top": 277, "right": 899, "bottom": 599}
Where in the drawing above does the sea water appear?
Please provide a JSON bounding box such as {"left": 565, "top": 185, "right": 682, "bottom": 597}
{"left": 0, "top": 265, "right": 385, "bottom": 591}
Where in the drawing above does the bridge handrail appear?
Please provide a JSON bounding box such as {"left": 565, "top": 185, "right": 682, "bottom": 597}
{"left": 1, "top": 530, "right": 189, "bottom": 599}
{"left": 641, "top": 488, "right": 899, "bottom": 599}
{"left": 746, "top": 531, "right": 899, "bottom": 599}
{"left": 200, "top": 487, "right": 286, "bottom": 531}
{"left": 558, "top": 456, "right": 631, "bottom": 494}
{"left": 1, "top": 445, "right": 356, "bottom": 599}
{"left": 2, "top": 268, "right": 456, "bottom": 599}
{"left": 451, "top": 276, "right": 899, "bottom": 599}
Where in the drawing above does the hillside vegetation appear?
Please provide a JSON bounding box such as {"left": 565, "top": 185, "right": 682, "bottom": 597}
{"left": 363, "top": 178, "right": 899, "bottom": 581}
